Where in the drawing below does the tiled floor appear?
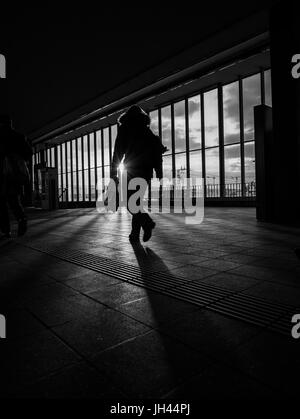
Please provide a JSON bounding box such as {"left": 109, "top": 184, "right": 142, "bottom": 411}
{"left": 0, "top": 207, "right": 300, "bottom": 399}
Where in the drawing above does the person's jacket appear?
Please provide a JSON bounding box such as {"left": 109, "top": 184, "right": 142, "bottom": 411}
{"left": 0, "top": 127, "right": 32, "bottom": 185}
{"left": 0, "top": 128, "right": 32, "bottom": 161}
{"left": 111, "top": 125, "right": 165, "bottom": 181}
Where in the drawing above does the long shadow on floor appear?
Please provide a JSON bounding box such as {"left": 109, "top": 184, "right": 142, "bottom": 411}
{"left": 0, "top": 210, "right": 281, "bottom": 399}
{"left": 88, "top": 240, "right": 209, "bottom": 399}
{"left": 125, "top": 241, "right": 278, "bottom": 399}
{"left": 124, "top": 244, "right": 211, "bottom": 397}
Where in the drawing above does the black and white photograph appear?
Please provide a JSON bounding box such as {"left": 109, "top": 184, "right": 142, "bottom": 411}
{"left": 0, "top": 0, "right": 300, "bottom": 407}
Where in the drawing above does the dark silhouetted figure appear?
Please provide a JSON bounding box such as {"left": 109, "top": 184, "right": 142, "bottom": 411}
{"left": 0, "top": 115, "right": 32, "bottom": 238}
{"left": 111, "top": 105, "right": 166, "bottom": 243}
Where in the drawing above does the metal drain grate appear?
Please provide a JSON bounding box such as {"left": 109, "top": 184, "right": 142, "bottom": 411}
{"left": 22, "top": 241, "right": 297, "bottom": 336}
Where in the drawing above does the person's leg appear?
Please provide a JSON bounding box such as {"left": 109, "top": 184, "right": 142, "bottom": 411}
{"left": 129, "top": 213, "right": 142, "bottom": 242}
{"left": 140, "top": 212, "right": 156, "bottom": 242}
{"left": 7, "top": 189, "right": 27, "bottom": 236}
{"left": 127, "top": 177, "right": 155, "bottom": 242}
{"left": 140, "top": 212, "right": 153, "bottom": 226}
{"left": 0, "top": 198, "right": 11, "bottom": 237}
{"left": 127, "top": 184, "right": 141, "bottom": 242}
{"left": 136, "top": 180, "right": 155, "bottom": 243}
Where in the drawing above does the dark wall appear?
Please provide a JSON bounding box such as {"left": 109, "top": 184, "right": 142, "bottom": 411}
{"left": 1, "top": 2, "right": 274, "bottom": 135}
{"left": 270, "top": 0, "right": 300, "bottom": 224}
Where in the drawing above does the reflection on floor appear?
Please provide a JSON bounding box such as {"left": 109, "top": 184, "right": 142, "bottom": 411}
{"left": 1, "top": 207, "right": 300, "bottom": 399}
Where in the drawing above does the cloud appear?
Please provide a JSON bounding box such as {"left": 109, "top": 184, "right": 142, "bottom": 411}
{"left": 152, "top": 75, "right": 261, "bottom": 162}
{"left": 223, "top": 82, "right": 239, "bottom": 115}
{"left": 205, "top": 126, "right": 218, "bottom": 134}
{"left": 189, "top": 131, "right": 201, "bottom": 150}
{"left": 162, "top": 119, "right": 171, "bottom": 128}
{"left": 206, "top": 147, "right": 219, "bottom": 158}
{"left": 244, "top": 141, "right": 255, "bottom": 154}
{"left": 224, "top": 99, "right": 240, "bottom": 121}
{"left": 223, "top": 82, "right": 241, "bottom": 144}
{"left": 188, "top": 98, "right": 200, "bottom": 117}
{"left": 224, "top": 133, "right": 240, "bottom": 144}
{"left": 243, "top": 74, "right": 261, "bottom": 131}
{"left": 224, "top": 144, "right": 240, "bottom": 159}
{"left": 225, "top": 159, "right": 241, "bottom": 173}
{"left": 223, "top": 77, "right": 261, "bottom": 142}
{"left": 174, "top": 101, "right": 185, "bottom": 117}
{"left": 174, "top": 128, "right": 186, "bottom": 152}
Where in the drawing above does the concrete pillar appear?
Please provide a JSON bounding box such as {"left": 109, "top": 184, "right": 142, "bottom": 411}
{"left": 254, "top": 105, "right": 274, "bottom": 222}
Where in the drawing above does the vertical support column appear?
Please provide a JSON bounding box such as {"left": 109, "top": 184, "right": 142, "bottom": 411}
{"left": 81, "top": 136, "right": 85, "bottom": 202}
{"left": 158, "top": 107, "right": 163, "bottom": 209}
{"left": 260, "top": 68, "right": 266, "bottom": 105}
{"left": 218, "top": 84, "right": 225, "bottom": 198}
{"left": 171, "top": 104, "right": 176, "bottom": 180}
{"left": 54, "top": 145, "right": 59, "bottom": 206}
{"left": 254, "top": 105, "right": 274, "bottom": 221}
{"left": 70, "top": 140, "right": 74, "bottom": 203}
{"left": 40, "top": 149, "right": 46, "bottom": 167}
{"left": 75, "top": 138, "right": 79, "bottom": 203}
{"left": 109, "top": 125, "right": 112, "bottom": 166}
{"left": 87, "top": 134, "right": 91, "bottom": 202}
{"left": 185, "top": 99, "right": 190, "bottom": 179}
{"left": 59, "top": 145, "right": 63, "bottom": 202}
{"left": 54, "top": 145, "right": 58, "bottom": 172}
{"left": 201, "top": 93, "right": 206, "bottom": 197}
{"left": 101, "top": 129, "right": 105, "bottom": 180}
{"left": 158, "top": 108, "right": 162, "bottom": 140}
{"left": 239, "top": 77, "right": 246, "bottom": 197}
{"left": 94, "top": 131, "right": 97, "bottom": 201}
{"left": 65, "top": 142, "right": 68, "bottom": 203}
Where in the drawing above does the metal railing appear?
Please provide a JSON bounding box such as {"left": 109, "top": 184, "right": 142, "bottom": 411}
{"left": 148, "top": 181, "right": 256, "bottom": 202}
{"left": 58, "top": 188, "right": 68, "bottom": 201}
{"left": 206, "top": 182, "right": 256, "bottom": 198}
{"left": 58, "top": 182, "right": 256, "bottom": 204}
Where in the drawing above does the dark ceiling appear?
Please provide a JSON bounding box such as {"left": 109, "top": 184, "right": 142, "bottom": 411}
{"left": 0, "top": 2, "right": 275, "bottom": 135}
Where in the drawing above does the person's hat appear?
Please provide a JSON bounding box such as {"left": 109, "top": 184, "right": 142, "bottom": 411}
{"left": 118, "top": 105, "right": 150, "bottom": 126}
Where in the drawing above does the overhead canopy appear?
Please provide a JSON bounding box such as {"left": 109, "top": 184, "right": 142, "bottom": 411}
{"left": 0, "top": 2, "right": 274, "bottom": 137}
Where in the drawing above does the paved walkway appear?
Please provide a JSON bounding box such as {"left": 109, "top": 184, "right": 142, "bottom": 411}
{"left": 1, "top": 207, "right": 300, "bottom": 399}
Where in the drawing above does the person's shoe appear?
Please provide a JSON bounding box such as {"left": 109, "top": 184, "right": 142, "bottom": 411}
{"left": 18, "top": 218, "right": 27, "bottom": 237}
{"left": 143, "top": 221, "right": 156, "bottom": 243}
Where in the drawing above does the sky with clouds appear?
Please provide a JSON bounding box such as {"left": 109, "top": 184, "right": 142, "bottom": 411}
{"left": 54, "top": 69, "right": 271, "bottom": 201}
{"left": 150, "top": 70, "right": 272, "bottom": 187}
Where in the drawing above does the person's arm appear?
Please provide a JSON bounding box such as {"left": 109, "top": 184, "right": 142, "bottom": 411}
{"left": 153, "top": 136, "right": 167, "bottom": 180}
{"left": 111, "top": 129, "right": 124, "bottom": 179}
{"left": 154, "top": 153, "right": 163, "bottom": 179}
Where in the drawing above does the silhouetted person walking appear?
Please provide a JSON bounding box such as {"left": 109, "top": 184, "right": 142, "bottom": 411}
{"left": 0, "top": 115, "right": 32, "bottom": 238}
{"left": 111, "top": 106, "right": 166, "bottom": 243}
